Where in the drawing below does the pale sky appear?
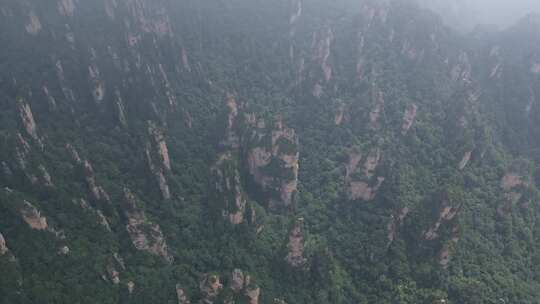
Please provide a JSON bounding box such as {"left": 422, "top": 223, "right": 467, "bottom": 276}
{"left": 417, "top": 0, "right": 540, "bottom": 31}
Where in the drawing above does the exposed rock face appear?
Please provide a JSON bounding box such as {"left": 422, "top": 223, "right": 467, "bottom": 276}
{"left": 65, "top": 143, "right": 82, "bottom": 163}
{"left": 234, "top": 271, "right": 260, "bottom": 304}
{"left": 113, "top": 252, "right": 126, "bottom": 270}
{"left": 285, "top": 218, "right": 307, "bottom": 267}
{"left": 401, "top": 104, "right": 418, "bottom": 134}
{"left": 211, "top": 153, "right": 247, "bottom": 225}
{"left": 107, "top": 265, "right": 120, "bottom": 285}
{"left": 88, "top": 65, "right": 106, "bottom": 103}
{"left": 334, "top": 102, "right": 347, "bottom": 125}
{"left": 198, "top": 270, "right": 260, "bottom": 304}
{"left": 15, "top": 134, "right": 32, "bottom": 177}
{"left": 439, "top": 226, "right": 460, "bottom": 267}
{"left": 2, "top": 161, "right": 13, "bottom": 177}
{"left": 113, "top": 88, "right": 128, "bottom": 127}
{"left": 369, "top": 89, "right": 385, "bottom": 130}
{"left": 346, "top": 148, "right": 385, "bottom": 201}
{"left": 25, "top": 11, "right": 42, "bottom": 35}
{"left": 155, "top": 169, "right": 171, "bottom": 199}
{"left": 18, "top": 101, "right": 38, "bottom": 141}
{"left": 451, "top": 52, "right": 472, "bottom": 83}
{"left": 58, "top": 246, "right": 70, "bottom": 255}
{"left": 38, "top": 165, "right": 54, "bottom": 187}
{"left": 423, "top": 195, "right": 460, "bottom": 241}
{"left": 211, "top": 95, "right": 258, "bottom": 224}
{"left": 245, "top": 286, "right": 261, "bottom": 304}
{"left": 387, "top": 207, "right": 410, "bottom": 245}
{"left": 498, "top": 163, "right": 535, "bottom": 215}
{"left": 199, "top": 274, "right": 223, "bottom": 304}
{"left": 73, "top": 198, "right": 111, "bottom": 231}
{"left": 58, "top": 0, "right": 76, "bottom": 17}
{"left": 104, "top": 0, "right": 117, "bottom": 19}
{"left": 458, "top": 151, "right": 472, "bottom": 170}
{"left": 83, "top": 160, "right": 111, "bottom": 202}
{"left": 96, "top": 210, "right": 112, "bottom": 232}
{"left": 312, "top": 83, "right": 323, "bottom": 98}
{"left": 42, "top": 86, "right": 57, "bottom": 110}
{"left": 176, "top": 284, "right": 190, "bottom": 304}
{"left": 181, "top": 48, "right": 191, "bottom": 72}
{"left": 127, "top": 281, "right": 135, "bottom": 295}
{"left": 222, "top": 94, "right": 240, "bottom": 148}
{"left": 246, "top": 117, "right": 299, "bottom": 211}
{"left": 230, "top": 269, "right": 246, "bottom": 292}
{"left": 289, "top": 0, "right": 302, "bottom": 25}
{"left": 123, "top": 188, "right": 173, "bottom": 262}
{"left": 149, "top": 123, "right": 171, "bottom": 171}
{"left": 501, "top": 173, "right": 527, "bottom": 190}
{"left": 0, "top": 233, "right": 8, "bottom": 255}
{"left": 313, "top": 27, "right": 334, "bottom": 83}
{"left": 20, "top": 200, "right": 48, "bottom": 230}
{"left": 146, "top": 121, "right": 171, "bottom": 199}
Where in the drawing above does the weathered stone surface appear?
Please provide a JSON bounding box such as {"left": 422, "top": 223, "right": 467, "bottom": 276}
{"left": 246, "top": 118, "right": 299, "bottom": 211}
{"left": 127, "top": 281, "right": 135, "bottom": 294}
{"left": 25, "top": 11, "right": 42, "bottom": 34}
{"left": 146, "top": 122, "right": 172, "bottom": 199}
{"left": 498, "top": 163, "right": 535, "bottom": 216}
{"left": 369, "top": 89, "right": 385, "bottom": 130}
{"left": 285, "top": 218, "right": 306, "bottom": 267}
{"left": 123, "top": 188, "right": 173, "bottom": 262}
{"left": 458, "top": 151, "right": 472, "bottom": 170}
{"left": 423, "top": 194, "right": 460, "bottom": 241}
{"left": 176, "top": 284, "right": 190, "bottom": 304}
{"left": 38, "top": 165, "right": 53, "bottom": 187}
{"left": 212, "top": 153, "right": 247, "bottom": 225}
{"left": 387, "top": 207, "right": 410, "bottom": 244}
{"left": 58, "top": 0, "right": 76, "bottom": 17}
{"left": 230, "top": 268, "right": 246, "bottom": 292}
{"left": 245, "top": 285, "right": 261, "bottom": 304}
{"left": 0, "top": 233, "right": 8, "bottom": 255}
{"left": 346, "top": 148, "right": 385, "bottom": 202}
{"left": 20, "top": 200, "right": 48, "bottom": 230}
{"left": 83, "top": 160, "right": 111, "bottom": 202}
{"left": 199, "top": 274, "right": 223, "bottom": 304}
{"left": 18, "top": 102, "right": 38, "bottom": 141}
{"left": 58, "top": 246, "right": 70, "bottom": 255}
{"left": 313, "top": 27, "right": 333, "bottom": 83}
{"left": 401, "top": 103, "right": 418, "bottom": 134}
{"left": 107, "top": 265, "right": 120, "bottom": 285}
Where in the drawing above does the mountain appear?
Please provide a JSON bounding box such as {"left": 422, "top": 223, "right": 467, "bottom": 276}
{"left": 1, "top": 0, "right": 540, "bottom": 303}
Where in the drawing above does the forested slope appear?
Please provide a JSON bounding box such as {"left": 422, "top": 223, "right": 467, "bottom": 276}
{"left": 1, "top": 0, "right": 540, "bottom": 303}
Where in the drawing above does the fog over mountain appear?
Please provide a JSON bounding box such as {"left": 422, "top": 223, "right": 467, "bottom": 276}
{"left": 2, "top": 0, "right": 540, "bottom": 303}
{"left": 417, "top": 0, "right": 540, "bottom": 31}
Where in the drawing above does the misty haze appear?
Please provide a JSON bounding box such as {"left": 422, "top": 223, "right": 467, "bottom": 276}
{"left": 418, "top": 0, "right": 540, "bottom": 30}
{"left": 1, "top": 0, "right": 540, "bottom": 303}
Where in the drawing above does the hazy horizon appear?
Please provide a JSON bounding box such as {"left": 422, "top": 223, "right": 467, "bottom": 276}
{"left": 417, "top": 0, "right": 540, "bottom": 31}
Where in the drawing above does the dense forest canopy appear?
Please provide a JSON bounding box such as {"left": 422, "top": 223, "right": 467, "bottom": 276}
{"left": 1, "top": 0, "right": 540, "bottom": 303}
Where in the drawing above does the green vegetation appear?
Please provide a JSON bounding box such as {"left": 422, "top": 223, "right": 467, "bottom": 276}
{"left": 1, "top": 0, "right": 540, "bottom": 303}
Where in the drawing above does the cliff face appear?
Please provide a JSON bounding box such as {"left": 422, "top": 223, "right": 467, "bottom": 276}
{"left": 245, "top": 117, "right": 299, "bottom": 212}
{"left": 123, "top": 188, "right": 173, "bottom": 262}
{"left": 211, "top": 95, "right": 299, "bottom": 219}
{"left": 345, "top": 147, "right": 385, "bottom": 202}
{"left": 284, "top": 218, "right": 307, "bottom": 268}
{"left": 1, "top": 0, "right": 540, "bottom": 303}
{"left": 19, "top": 200, "right": 48, "bottom": 231}
{"left": 0, "top": 233, "right": 8, "bottom": 255}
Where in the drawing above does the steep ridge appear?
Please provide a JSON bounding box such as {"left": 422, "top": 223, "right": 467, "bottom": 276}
{"left": 0, "top": 0, "right": 540, "bottom": 303}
